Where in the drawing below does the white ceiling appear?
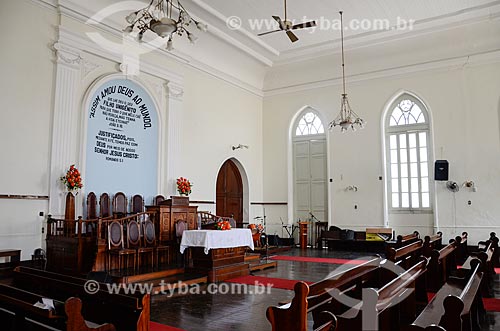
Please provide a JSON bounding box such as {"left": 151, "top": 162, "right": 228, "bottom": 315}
{"left": 65, "top": 0, "right": 500, "bottom": 66}
{"left": 190, "top": 0, "right": 500, "bottom": 63}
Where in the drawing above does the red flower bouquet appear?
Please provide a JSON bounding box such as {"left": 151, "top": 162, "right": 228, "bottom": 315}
{"left": 215, "top": 219, "right": 231, "bottom": 231}
{"left": 60, "top": 165, "right": 83, "bottom": 192}
{"left": 176, "top": 177, "right": 192, "bottom": 196}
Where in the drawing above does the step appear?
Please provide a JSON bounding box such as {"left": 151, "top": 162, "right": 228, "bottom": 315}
{"left": 249, "top": 260, "right": 277, "bottom": 272}
{"left": 244, "top": 253, "right": 261, "bottom": 263}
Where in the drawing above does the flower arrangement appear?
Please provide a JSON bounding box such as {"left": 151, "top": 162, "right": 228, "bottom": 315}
{"left": 215, "top": 219, "right": 231, "bottom": 230}
{"left": 60, "top": 165, "right": 83, "bottom": 192}
{"left": 176, "top": 177, "right": 192, "bottom": 196}
{"left": 250, "top": 223, "right": 264, "bottom": 233}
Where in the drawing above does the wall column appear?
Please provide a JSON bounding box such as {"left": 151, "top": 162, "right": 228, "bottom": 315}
{"left": 164, "top": 82, "right": 184, "bottom": 196}
{"left": 48, "top": 42, "right": 83, "bottom": 217}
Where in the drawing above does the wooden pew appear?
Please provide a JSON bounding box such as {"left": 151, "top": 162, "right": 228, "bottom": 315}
{"left": 0, "top": 284, "right": 115, "bottom": 331}
{"left": 386, "top": 240, "right": 423, "bottom": 270}
{"left": 426, "top": 241, "right": 457, "bottom": 292}
{"left": 407, "top": 258, "right": 483, "bottom": 331}
{"left": 266, "top": 256, "right": 384, "bottom": 331}
{"left": 394, "top": 231, "right": 420, "bottom": 248}
{"left": 12, "top": 267, "right": 149, "bottom": 331}
{"left": 423, "top": 233, "right": 443, "bottom": 257}
{"left": 335, "top": 258, "right": 428, "bottom": 331}
{"left": 462, "top": 238, "right": 496, "bottom": 297}
{"left": 451, "top": 232, "right": 468, "bottom": 264}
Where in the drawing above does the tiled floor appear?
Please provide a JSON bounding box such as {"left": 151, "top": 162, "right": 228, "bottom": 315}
{"left": 151, "top": 248, "right": 500, "bottom": 331}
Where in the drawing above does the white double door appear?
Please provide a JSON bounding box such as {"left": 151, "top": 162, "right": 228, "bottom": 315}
{"left": 293, "top": 138, "right": 328, "bottom": 232}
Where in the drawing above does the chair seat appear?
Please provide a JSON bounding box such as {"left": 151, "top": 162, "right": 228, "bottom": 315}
{"left": 138, "top": 247, "right": 154, "bottom": 253}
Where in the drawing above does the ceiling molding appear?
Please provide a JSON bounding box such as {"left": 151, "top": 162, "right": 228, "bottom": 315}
{"left": 273, "top": 4, "right": 500, "bottom": 66}
{"left": 192, "top": 0, "right": 280, "bottom": 57}
{"left": 263, "top": 49, "right": 500, "bottom": 97}
{"left": 42, "top": 0, "right": 264, "bottom": 96}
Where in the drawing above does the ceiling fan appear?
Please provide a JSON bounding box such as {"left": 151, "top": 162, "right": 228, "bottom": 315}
{"left": 258, "top": 0, "right": 316, "bottom": 43}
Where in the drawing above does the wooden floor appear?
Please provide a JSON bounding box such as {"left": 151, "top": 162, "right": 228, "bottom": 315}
{"left": 151, "top": 248, "right": 500, "bottom": 331}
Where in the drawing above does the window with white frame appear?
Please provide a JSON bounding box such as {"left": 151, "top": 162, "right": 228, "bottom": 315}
{"left": 385, "top": 94, "right": 432, "bottom": 211}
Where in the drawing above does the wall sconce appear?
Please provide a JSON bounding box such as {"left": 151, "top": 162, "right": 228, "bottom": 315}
{"left": 232, "top": 144, "right": 249, "bottom": 150}
{"left": 463, "top": 181, "right": 477, "bottom": 192}
{"left": 345, "top": 185, "right": 358, "bottom": 192}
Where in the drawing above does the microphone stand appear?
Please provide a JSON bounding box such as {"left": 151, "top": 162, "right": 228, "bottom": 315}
{"left": 263, "top": 207, "right": 268, "bottom": 263}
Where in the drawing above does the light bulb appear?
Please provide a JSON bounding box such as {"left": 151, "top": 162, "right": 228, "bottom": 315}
{"left": 196, "top": 21, "right": 208, "bottom": 32}
{"left": 166, "top": 37, "right": 174, "bottom": 51}
{"left": 123, "top": 25, "right": 133, "bottom": 34}
{"left": 126, "top": 12, "right": 137, "bottom": 24}
{"left": 188, "top": 33, "right": 198, "bottom": 44}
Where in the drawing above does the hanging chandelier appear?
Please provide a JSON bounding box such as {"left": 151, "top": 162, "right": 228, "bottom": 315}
{"left": 328, "top": 11, "right": 365, "bottom": 133}
{"left": 123, "top": 0, "right": 207, "bottom": 51}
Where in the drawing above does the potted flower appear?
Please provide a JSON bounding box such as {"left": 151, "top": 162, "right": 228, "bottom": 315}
{"left": 60, "top": 165, "right": 83, "bottom": 193}
{"left": 176, "top": 177, "right": 192, "bottom": 196}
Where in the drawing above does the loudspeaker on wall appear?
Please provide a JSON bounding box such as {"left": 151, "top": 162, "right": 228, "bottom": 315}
{"left": 434, "top": 160, "right": 449, "bottom": 181}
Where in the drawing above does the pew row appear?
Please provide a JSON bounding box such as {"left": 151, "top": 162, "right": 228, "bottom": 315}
{"left": 12, "top": 267, "right": 149, "bottom": 331}
{"left": 335, "top": 258, "right": 428, "bottom": 331}
{"left": 407, "top": 259, "right": 483, "bottom": 331}
{"left": 426, "top": 240, "right": 457, "bottom": 292}
{"left": 423, "top": 233, "right": 443, "bottom": 257}
{"left": 394, "top": 231, "right": 421, "bottom": 248}
{"left": 0, "top": 284, "right": 115, "bottom": 331}
{"left": 386, "top": 240, "right": 423, "bottom": 270}
{"left": 266, "top": 257, "right": 384, "bottom": 331}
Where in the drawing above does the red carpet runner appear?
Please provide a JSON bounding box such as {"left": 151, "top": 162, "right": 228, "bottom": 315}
{"left": 270, "top": 255, "right": 369, "bottom": 265}
{"left": 226, "top": 275, "right": 312, "bottom": 290}
{"left": 150, "top": 321, "right": 186, "bottom": 331}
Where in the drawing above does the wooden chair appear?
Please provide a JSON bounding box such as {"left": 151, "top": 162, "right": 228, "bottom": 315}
{"left": 99, "top": 193, "right": 111, "bottom": 218}
{"left": 131, "top": 194, "right": 144, "bottom": 214}
{"left": 175, "top": 220, "right": 188, "bottom": 265}
{"left": 113, "top": 192, "right": 128, "bottom": 218}
{"left": 154, "top": 195, "right": 165, "bottom": 206}
{"left": 107, "top": 221, "right": 136, "bottom": 271}
{"left": 143, "top": 219, "right": 170, "bottom": 267}
{"left": 127, "top": 220, "right": 154, "bottom": 269}
{"left": 86, "top": 192, "right": 97, "bottom": 235}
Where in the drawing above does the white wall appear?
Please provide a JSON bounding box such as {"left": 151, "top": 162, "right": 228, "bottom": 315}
{"left": 263, "top": 60, "right": 500, "bottom": 245}
{"left": 0, "top": 0, "right": 264, "bottom": 259}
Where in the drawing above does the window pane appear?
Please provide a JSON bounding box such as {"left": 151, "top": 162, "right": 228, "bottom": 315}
{"left": 408, "top": 133, "right": 416, "bottom": 148}
{"left": 401, "top": 178, "right": 409, "bottom": 192}
{"left": 392, "top": 193, "right": 400, "bottom": 208}
{"left": 422, "top": 193, "right": 430, "bottom": 207}
{"left": 419, "top": 132, "right": 427, "bottom": 147}
{"left": 401, "top": 193, "right": 409, "bottom": 207}
{"left": 409, "top": 148, "right": 417, "bottom": 162}
{"left": 410, "top": 163, "right": 418, "bottom": 177}
{"left": 421, "top": 178, "right": 429, "bottom": 192}
{"left": 411, "top": 193, "right": 420, "bottom": 208}
{"left": 391, "top": 164, "right": 399, "bottom": 178}
{"left": 399, "top": 134, "right": 407, "bottom": 148}
{"left": 391, "top": 179, "right": 399, "bottom": 192}
{"left": 420, "top": 162, "right": 428, "bottom": 177}
{"left": 390, "top": 135, "right": 397, "bottom": 149}
{"left": 411, "top": 178, "right": 419, "bottom": 192}
{"left": 400, "top": 149, "right": 407, "bottom": 163}
{"left": 391, "top": 150, "right": 398, "bottom": 163}
{"left": 400, "top": 163, "right": 408, "bottom": 177}
{"left": 420, "top": 147, "right": 428, "bottom": 162}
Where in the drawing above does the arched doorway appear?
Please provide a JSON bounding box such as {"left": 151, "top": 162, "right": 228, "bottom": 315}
{"left": 216, "top": 159, "right": 243, "bottom": 227}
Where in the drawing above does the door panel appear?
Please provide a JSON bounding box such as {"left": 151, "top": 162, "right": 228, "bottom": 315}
{"left": 216, "top": 160, "right": 243, "bottom": 227}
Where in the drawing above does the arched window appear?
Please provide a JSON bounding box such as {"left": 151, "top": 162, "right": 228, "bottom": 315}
{"left": 295, "top": 112, "right": 325, "bottom": 136}
{"left": 385, "top": 94, "right": 432, "bottom": 211}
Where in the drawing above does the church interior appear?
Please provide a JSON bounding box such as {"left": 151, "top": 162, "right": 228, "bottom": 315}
{"left": 0, "top": 0, "right": 499, "bottom": 330}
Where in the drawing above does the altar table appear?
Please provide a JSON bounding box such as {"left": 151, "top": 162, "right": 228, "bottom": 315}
{"left": 180, "top": 229, "right": 254, "bottom": 282}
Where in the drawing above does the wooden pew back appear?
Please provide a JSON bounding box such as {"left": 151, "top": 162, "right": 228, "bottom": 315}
{"left": 408, "top": 259, "right": 483, "bottom": 331}
{"left": 423, "top": 233, "right": 442, "bottom": 257}
{"left": 336, "top": 259, "right": 428, "bottom": 331}
{"left": 0, "top": 284, "right": 115, "bottom": 331}
{"left": 266, "top": 257, "right": 383, "bottom": 331}
{"left": 12, "top": 267, "right": 149, "bottom": 331}
{"left": 386, "top": 240, "right": 423, "bottom": 269}
{"left": 427, "top": 241, "right": 457, "bottom": 292}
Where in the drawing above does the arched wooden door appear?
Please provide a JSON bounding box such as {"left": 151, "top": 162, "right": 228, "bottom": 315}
{"left": 216, "top": 160, "right": 243, "bottom": 227}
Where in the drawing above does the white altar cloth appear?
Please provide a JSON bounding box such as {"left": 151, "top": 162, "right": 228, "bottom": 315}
{"left": 180, "top": 229, "right": 254, "bottom": 254}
